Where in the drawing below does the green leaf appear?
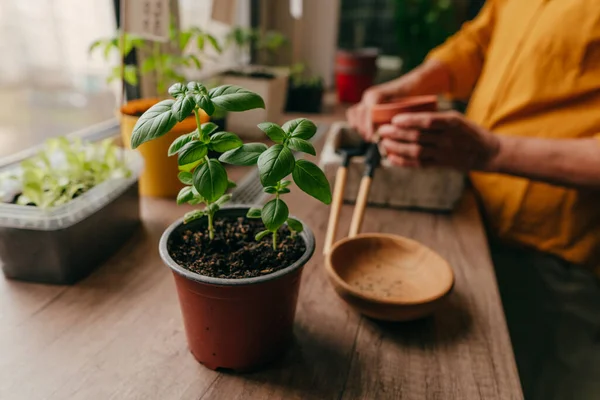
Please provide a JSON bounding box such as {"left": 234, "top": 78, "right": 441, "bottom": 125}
{"left": 123, "top": 65, "right": 138, "bottom": 86}
{"left": 172, "top": 95, "right": 196, "bottom": 122}
{"left": 178, "top": 158, "right": 204, "bottom": 173}
{"left": 287, "top": 217, "right": 304, "bottom": 233}
{"left": 168, "top": 131, "right": 197, "bottom": 156}
{"left": 247, "top": 208, "right": 262, "bottom": 219}
{"left": 187, "top": 81, "right": 207, "bottom": 94}
{"left": 292, "top": 160, "right": 332, "bottom": 204}
{"left": 195, "top": 95, "right": 215, "bottom": 116}
{"left": 264, "top": 186, "right": 277, "bottom": 194}
{"left": 178, "top": 141, "right": 208, "bottom": 166}
{"left": 206, "top": 34, "right": 222, "bottom": 53}
{"left": 193, "top": 159, "right": 228, "bottom": 202}
{"left": 257, "top": 122, "right": 286, "bottom": 143}
{"left": 261, "top": 198, "right": 289, "bottom": 231}
{"left": 209, "top": 132, "right": 243, "bottom": 153}
{"left": 184, "top": 210, "right": 206, "bottom": 223}
{"left": 177, "top": 186, "right": 194, "bottom": 205}
{"left": 201, "top": 122, "right": 220, "bottom": 137}
{"left": 257, "top": 145, "right": 295, "bottom": 186}
{"left": 196, "top": 34, "right": 205, "bottom": 50}
{"left": 227, "top": 180, "right": 237, "bottom": 189}
{"left": 141, "top": 57, "right": 156, "bottom": 74}
{"left": 219, "top": 143, "right": 268, "bottom": 166}
{"left": 168, "top": 83, "right": 187, "bottom": 98}
{"left": 255, "top": 230, "right": 271, "bottom": 241}
{"left": 131, "top": 100, "right": 178, "bottom": 148}
{"left": 187, "top": 54, "right": 202, "bottom": 69}
{"left": 179, "top": 31, "right": 192, "bottom": 50}
{"left": 178, "top": 171, "right": 193, "bottom": 185}
{"left": 209, "top": 85, "right": 265, "bottom": 112}
{"left": 216, "top": 193, "right": 232, "bottom": 206}
{"left": 278, "top": 188, "right": 291, "bottom": 194}
{"left": 287, "top": 138, "right": 316, "bottom": 155}
{"left": 280, "top": 180, "right": 292, "bottom": 188}
{"left": 283, "top": 118, "right": 317, "bottom": 140}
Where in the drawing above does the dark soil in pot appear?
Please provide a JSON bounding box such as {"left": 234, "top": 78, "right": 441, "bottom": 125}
{"left": 169, "top": 217, "right": 306, "bottom": 279}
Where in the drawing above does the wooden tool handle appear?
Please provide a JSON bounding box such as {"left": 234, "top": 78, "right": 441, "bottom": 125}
{"left": 349, "top": 176, "right": 372, "bottom": 238}
{"left": 324, "top": 167, "right": 348, "bottom": 255}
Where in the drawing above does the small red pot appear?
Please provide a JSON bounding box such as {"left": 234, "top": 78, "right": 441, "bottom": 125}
{"left": 371, "top": 95, "right": 439, "bottom": 126}
{"left": 335, "top": 48, "right": 378, "bottom": 104}
{"left": 159, "top": 207, "right": 315, "bottom": 371}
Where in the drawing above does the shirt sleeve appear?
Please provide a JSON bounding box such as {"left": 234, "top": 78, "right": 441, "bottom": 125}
{"left": 426, "top": 0, "right": 498, "bottom": 100}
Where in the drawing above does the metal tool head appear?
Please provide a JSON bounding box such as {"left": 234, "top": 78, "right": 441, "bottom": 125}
{"left": 336, "top": 141, "right": 368, "bottom": 167}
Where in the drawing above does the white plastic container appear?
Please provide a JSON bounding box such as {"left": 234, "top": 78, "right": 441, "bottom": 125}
{"left": 320, "top": 123, "right": 465, "bottom": 211}
{"left": 0, "top": 149, "right": 143, "bottom": 284}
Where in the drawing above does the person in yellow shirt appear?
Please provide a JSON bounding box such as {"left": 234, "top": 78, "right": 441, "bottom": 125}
{"left": 347, "top": 1, "right": 600, "bottom": 399}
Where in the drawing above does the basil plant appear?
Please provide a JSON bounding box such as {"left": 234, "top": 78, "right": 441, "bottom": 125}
{"left": 130, "top": 81, "right": 332, "bottom": 249}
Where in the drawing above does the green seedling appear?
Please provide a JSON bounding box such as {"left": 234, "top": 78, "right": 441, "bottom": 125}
{"left": 219, "top": 118, "right": 332, "bottom": 250}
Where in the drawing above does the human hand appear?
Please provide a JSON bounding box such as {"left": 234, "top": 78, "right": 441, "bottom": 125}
{"left": 378, "top": 111, "right": 501, "bottom": 171}
{"left": 346, "top": 88, "right": 387, "bottom": 142}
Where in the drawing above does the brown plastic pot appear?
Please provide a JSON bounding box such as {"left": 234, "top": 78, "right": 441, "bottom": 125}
{"left": 159, "top": 207, "right": 315, "bottom": 371}
{"left": 371, "top": 95, "right": 438, "bottom": 126}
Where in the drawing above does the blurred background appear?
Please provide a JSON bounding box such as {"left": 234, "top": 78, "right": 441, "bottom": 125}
{"left": 0, "top": 0, "right": 484, "bottom": 158}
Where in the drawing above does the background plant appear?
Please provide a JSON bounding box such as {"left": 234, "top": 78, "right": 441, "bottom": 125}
{"left": 0, "top": 137, "right": 130, "bottom": 209}
{"left": 130, "top": 81, "right": 265, "bottom": 239}
{"left": 90, "top": 23, "right": 222, "bottom": 97}
{"left": 288, "top": 63, "right": 324, "bottom": 89}
{"left": 219, "top": 118, "right": 332, "bottom": 249}
{"left": 226, "top": 27, "right": 288, "bottom": 68}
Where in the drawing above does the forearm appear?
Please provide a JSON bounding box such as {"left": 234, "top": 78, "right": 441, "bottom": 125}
{"left": 370, "top": 59, "right": 452, "bottom": 100}
{"left": 488, "top": 135, "right": 600, "bottom": 189}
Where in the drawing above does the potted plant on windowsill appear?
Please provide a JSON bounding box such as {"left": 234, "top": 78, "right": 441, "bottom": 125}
{"left": 130, "top": 81, "right": 331, "bottom": 371}
{"left": 220, "top": 27, "right": 290, "bottom": 138}
{"left": 285, "top": 63, "right": 325, "bottom": 114}
{"left": 90, "top": 24, "right": 221, "bottom": 197}
{"left": 0, "top": 137, "right": 143, "bottom": 284}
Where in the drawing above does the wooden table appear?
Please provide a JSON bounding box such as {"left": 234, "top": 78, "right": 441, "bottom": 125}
{"left": 0, "top": 192, "right": 523, "bottom": 399}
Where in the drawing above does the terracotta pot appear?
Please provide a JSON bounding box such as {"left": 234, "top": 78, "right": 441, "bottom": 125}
{"left": 119, "top": 98, "right": 209, "bottom": 198}
{"left": 159, "top": 207, "right": 315, "bottom": 371}
{"left": 335, "top": 48, "right": 378, "bottom": 103}
{"left": 371, "top": 95, "right": 438, "bottom": 126}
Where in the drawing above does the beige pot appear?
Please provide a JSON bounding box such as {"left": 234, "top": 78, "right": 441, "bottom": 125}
{"left": 119, "top": 98, "right": 209, "bottom": 198}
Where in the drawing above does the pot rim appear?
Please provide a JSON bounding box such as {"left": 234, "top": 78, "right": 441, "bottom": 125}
{"left": 159, "top": 205, "right": 315, "bottom": 286}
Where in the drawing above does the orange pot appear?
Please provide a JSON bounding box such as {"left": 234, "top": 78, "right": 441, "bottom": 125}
{"left": 119, "top": 98, "right": 209, "bottom": 198}
{"left": 160, "top": 208, "right": 316, "bottom": 371}
{"left": 371, "top": 95, "right": 438, "bottom": 126}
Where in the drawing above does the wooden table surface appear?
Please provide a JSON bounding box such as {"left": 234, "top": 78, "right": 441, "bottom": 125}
{"left": 0, "top": 106, "right": 523, "bottom": 399}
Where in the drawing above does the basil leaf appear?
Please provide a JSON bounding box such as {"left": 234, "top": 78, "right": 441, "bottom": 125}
{"left": 280, "top": 180, "right": 292, "bottom": 188}
{"left": 227, "top": 180, "right": 237, "bottom": 189}
{"left": 261, "top": 198, "right": 289, "bottom": 231}
{"left": 184, "top": 210, "right": 206, "bottom": 224}
{"left": 200, "top": 122, "right": 219, "bottom": 137}
{"left": 168, "top": 83, "right": 187, "bottom": 98}
{"left": 187, "top": 81, "right": 207, "bottom": 94}
{"left": 168, "top": 131, "right": 197, "bottom": 156}
{"left": 171, "top": 94, "right": 196, "bottom": 122}
{"left": 287, "top": 217, "right": 304, "bottom": 233}
{"left": 178, "top": 158, "right": 203, "bottom": 173}
{"left": 209, "top": 132, "right": 243, "bottom": 153}
{"left": 255, "top": 230, "right": 271, "bottom": 241}
{"left": 209, "top": 85, "right": 265, "bottom": 112}
{"left": 246, "top": 208, "right": 262, "bottom": 219}
{"left": 283, "top": 118, "right": 317, "bottom": 140}
{"left": 177, "top": 141, "right": 208, "bottom": 166}
{"left": 193, "top": 159, "right": 228, "bottom": 202}
{"left": 263, "top": 186, "right": 277, "bottom": 194}
{"left": 257, "top": 122, "right": 286, "bottom": 143}
{"left": 219, "top": 143, "right": 268, "bottom": 166}
{"left": 257, "top": 145, "right": 295, "bottom": 186}
{"left": 195, "top": 95, "right": 215, "bottom": 116}
{"left": 131, "top": 100, "right": 178, "bottom": 148}
{"left": 178, "top": 171, "right": 193, "bottom": 185}
{"left": 177, "top": 186, "right": 194, "bottom": 205}
{"left": 287, "top": 138, "right": 316, "bottom": 156}
{"left": 292, "top": 159, "right": 332, "bottom": 204}
{"left": 216, "top": 193, "right": 232, "bottom": 206}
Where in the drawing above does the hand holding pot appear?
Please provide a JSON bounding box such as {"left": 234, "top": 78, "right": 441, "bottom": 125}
{"left": 378, "top": 111, "right": 501, "bottom": 171}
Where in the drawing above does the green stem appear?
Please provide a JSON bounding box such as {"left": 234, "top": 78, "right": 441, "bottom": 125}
{"left": 272, "top": 230, "right": 278, "bottom": 251}
{"left": 207, "top": 209, "right": 215, "bottom": 240}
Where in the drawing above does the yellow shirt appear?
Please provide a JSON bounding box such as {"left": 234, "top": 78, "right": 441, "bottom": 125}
{"left": 427, "top": 0, "right": 600, "bottom": 270}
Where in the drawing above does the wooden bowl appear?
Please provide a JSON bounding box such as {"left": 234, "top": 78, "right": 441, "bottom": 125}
{"left": 325, "top": 233, "right": 454, "bottom": 321}
{"left": 371, "top": 95, "right": 438, "bottom": 125}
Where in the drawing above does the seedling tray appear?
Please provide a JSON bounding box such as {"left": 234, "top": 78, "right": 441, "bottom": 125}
{"left": 0, "top": 150, "right": 143, "bottom": 284}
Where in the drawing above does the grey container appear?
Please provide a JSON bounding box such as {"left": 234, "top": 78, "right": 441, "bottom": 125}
{"left": 0, "top": 150, "right": 143, "bottom": 284}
